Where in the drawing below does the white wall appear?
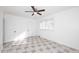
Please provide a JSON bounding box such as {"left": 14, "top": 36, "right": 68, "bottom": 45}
{"left": 3, "top": 7, "right": 79, "bottom": 49}
{"left": 4, "top": 14, "right": 37, "bottom": 42}
{"left": 40, "top": 7, "right": 79, "bottom": 49}
{"left": 0, "top": 11, "right": 3, "bottom": 52}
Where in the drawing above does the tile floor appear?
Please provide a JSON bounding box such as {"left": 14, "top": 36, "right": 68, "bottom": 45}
{"left": 2, "top": 36, "right": 79, "bottom": 53}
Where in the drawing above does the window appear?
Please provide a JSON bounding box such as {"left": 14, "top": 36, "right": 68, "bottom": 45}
{"left": 40, "top": 20, "right": 55, "bottom": 30}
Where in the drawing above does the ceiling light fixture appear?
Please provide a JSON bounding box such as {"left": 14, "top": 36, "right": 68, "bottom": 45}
{"left": 25, "top": 6, "right": 45, "bottom": 16}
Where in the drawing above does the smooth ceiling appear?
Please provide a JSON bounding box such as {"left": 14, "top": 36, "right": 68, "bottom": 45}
{"left": 0, "top": 6, "right": 74, "bottom": 19}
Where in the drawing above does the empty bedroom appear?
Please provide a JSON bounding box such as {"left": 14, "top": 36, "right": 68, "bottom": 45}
{"left": 0, "top": 6, "right": 79, "bottom": 53}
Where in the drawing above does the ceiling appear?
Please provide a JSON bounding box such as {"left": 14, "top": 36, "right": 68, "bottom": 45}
{"left": 0, "top": 6, "right": 75, "bottom": 20}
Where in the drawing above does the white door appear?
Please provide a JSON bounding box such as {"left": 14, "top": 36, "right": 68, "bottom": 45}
{"left": 4, "top": 14, "right": 30, "bottom": 42}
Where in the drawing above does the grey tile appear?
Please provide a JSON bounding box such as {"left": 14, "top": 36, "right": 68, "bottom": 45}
{"left": 2, "top": 36, "right": 79, "bottom": 53}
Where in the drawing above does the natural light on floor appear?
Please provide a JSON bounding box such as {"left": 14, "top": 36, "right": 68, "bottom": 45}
{"left": 14, "top": 31, "right": 28, "bottom": 41}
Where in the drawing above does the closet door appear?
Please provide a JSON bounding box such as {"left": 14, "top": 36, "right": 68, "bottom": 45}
{"left": 4, "top": 14, "right": 37, "bottom": 43}
{"left": 4, "top": 14, "right": 29, "bottom": 42}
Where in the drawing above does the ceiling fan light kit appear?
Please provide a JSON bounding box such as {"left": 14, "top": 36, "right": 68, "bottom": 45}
{"left": 25, "top": 6, "right": 45, "bottom": 16}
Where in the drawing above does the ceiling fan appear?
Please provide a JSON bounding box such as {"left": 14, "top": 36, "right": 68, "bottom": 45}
{"left": 25, "top": 6, "right": 45, "bottom": 16}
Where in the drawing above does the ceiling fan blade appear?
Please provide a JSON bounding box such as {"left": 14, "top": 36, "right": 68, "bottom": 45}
{"left": 25, "top": 11, "right": 33, "bottom": 12}
{"left": 31, "top": 6, "right": 36, "bottom": 12}
{"left": 37, "top": 12, "right": 42, "bottom": 15}
{"left": 38, "top": 9, "right": 45, "bottom": 12}
{"left": 32, "top": 13, "right": 34, "bottom": 16}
